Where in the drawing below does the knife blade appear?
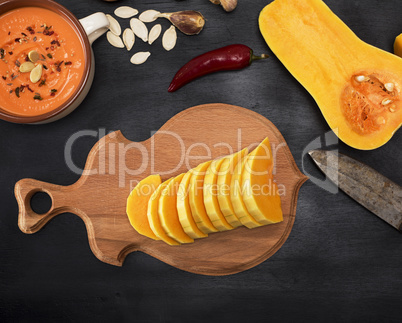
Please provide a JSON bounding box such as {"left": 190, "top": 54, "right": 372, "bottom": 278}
{"left": 309, "top": 150, "right": 402, "bottom": 231}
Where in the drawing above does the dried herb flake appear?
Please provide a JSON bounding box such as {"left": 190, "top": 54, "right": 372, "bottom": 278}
{"left": 15, "top": 60, "right": 20, "bottom": 67}
{"left": 33, "top": 94, "right": 43, "bottom": 100}
{"left": 47, "top": 53, "right": 53, "bottom": 59}
{"left": 15, "top": 87, "right": 20, "bottom": 98}
{"left": 0, "top": 48, "right": 4, "bottom": 59}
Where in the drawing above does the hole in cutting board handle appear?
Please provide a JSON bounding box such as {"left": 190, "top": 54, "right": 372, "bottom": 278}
{"left": 30, "top": 191, "right": 52, "bottom": 215}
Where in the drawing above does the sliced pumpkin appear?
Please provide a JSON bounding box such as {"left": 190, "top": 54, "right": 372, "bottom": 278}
{"left": 217, "top": 148, "right": 248, "bottom": 228}
{"left": 230, "top": 155, "right": 262, "bottom": 229}
{"left": 242, "top": 138, "right": 283, "bottom": 224}
{"left": 159, "top": 173, "right": 194, "bottom": 244}
{"left": 126, "top": 174, "right": 162, "bottom": 240}
{"left": 147, "top": 177, "right": 179, "bottom": 245}
{"left": 259, "top": 0, "right": 402, "bottom": 150}
{"left": 394, "top": 33, "right": 402, "bottom": 58}
{"left": 203, "top": 158, "right": 234, "bottom": 231}
{"left": 177, "top": 170, "right": 208, "bottom": 239}
{"left": 189, "top": 160, "right": 219, "bottom": 233}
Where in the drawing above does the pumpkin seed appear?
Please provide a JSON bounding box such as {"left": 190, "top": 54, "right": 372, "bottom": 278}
{"left": 355, "top": 75, "right": 369, "bottom": 82}
{"left": 130, "top": 51, "right": 151, "bottom": 65}
{"left": 130, "top": 18, "right": 148, "bottom": 42}
{"left": 114, "top": 6, "right": 138, "bottom": 19}
{"left": 106, "top": 31, "right": 124, "bottom": 48}
{"left": 148, "top": 24, "right": 162, "bottom": 45}
{"left": 384, "top": 82, "right": 394, "bottom": 92}
{"left": 162, "top": 26, "right": 177, "bottom": 51}
{"left": 381, "top": 98, "right": 392, "bottom": 106}
{"left": 106, "top": 14, "right": 121, "bottom": 36}
{"left": 28, "top": 50, "right": 39, "bottom": 63}
{"left": 376, "top": 116, "right": 385, "bottom": 125}
{"left": 139, "top": 10, "right": 160, "bottom": 23}
{"left": 19, "top": 61, "right": 35, "bottom": 73}
{"left": 123, "top": 28, "right": 135, "bottom": 51}
{"left": 30, "top": 64, "right": 42, "bottom": 83}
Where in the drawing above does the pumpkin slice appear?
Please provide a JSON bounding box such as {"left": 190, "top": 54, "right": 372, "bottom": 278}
{"left": 217, "top": 148, "right": 248, "bottom": 228}
{"left": 126, "top": 174, "right": 162, "bottom": 240}
{"left": 189, "top": 161, "right": 219, "bottom": 233}
{"left": 259, "top": 0, "right": 402, "bottom": 150}
{"left": 159, "top": 174, "right": 194, "bottom": 244}
{"left": 242, "top": 138, "right": 283, "bottom": 224}
{"left": 394, "top": 33, "right": 402, "bottom": 58}
{"left": 203, "top": 158, "right": 234, "bottom": 231}
{"left": 177, "top": 170, "right": 208, "bottom": 239}
{"left": 147, "top": 178, "right": 179, "bottom": 245}
{"left": 230, "top": 155, "right": 262, "bottom": 229}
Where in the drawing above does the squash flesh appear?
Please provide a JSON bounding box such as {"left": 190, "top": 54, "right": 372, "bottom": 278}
{"left": 259, "top": 0, "right": 402, "bottom": 150}
{"left": 177, "top": 171, "right": 208, "bottom": 239}
{"left": 395, "top": 33, "right": 402, "bottom": 58}
{"left": 204, "top": 158, "right": 234, "bottom": 231}
{"left": 189, "top": 161, "right": 219, "bottom": 233}
{"left": 126, "top": 174, "right": 162, "bottom": 240}
{"left": 242, "top": 138, "right": 283, "bottom": 224}
{"left": 230, "top": 155, "right": 262, "bottom": 229}
{"left": 147, "top": 178, "right": 179, "bottom": 245}
{"left": 159, "top": 174, "right": 194, "bottom": 244}
{"left": 217, "top": 148, "right": 248, "bottom": 228}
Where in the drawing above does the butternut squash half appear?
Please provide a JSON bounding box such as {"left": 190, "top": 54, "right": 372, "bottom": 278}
{"left": 259, "top": 0, "right": 402, "bottom": 150}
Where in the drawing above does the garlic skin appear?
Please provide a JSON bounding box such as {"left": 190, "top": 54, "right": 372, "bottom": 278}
{"left": 158, "top": 11, "right": 205, "bottom": 35}
{"left": 209, "top": 0, "right": 238, "bottom": 12}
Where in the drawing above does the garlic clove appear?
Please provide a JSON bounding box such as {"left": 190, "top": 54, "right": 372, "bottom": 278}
{"left": 106, "top": 14, "right": 121, "bottom": 36}
{"left": 114, "top": 6, "right": 138, "bottom": 19}
{"left": 157, "top": 11, "right": 205, "bottom": 35}
{"left": 148, "top": 24, "right": 162, "bottom": 45}
{"left": 209, "top": 0, "right": 238, "bottom": 12}
{"left": 162, "top": 26, "right": 177, "bottom": 51}
{"left": 139, "top": 10, "right": 161, "bottom": 23}
{"left": 123, "top": 28, "right": 135, "bottom": 51}
{"left": 130, "top": 18, "right": 148, "bottom": 42}
{"left": 130, "top": 51, "right": 151, "bottom": 65}
{"left": 106, "top": 31, "right": 125, "bottom": 48}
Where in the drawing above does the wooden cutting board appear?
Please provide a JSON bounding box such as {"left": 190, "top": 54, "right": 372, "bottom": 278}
{"left": 15, "top": 104, "right": 307, "bottom": 276}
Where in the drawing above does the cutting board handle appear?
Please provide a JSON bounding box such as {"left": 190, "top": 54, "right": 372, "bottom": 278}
{"left": 15, "top": 178, "right": 79, "bottom": 234}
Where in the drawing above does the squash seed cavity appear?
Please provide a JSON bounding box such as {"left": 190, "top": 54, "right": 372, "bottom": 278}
{"left": 341, "top": 73, "right": 400, "bottom": 134}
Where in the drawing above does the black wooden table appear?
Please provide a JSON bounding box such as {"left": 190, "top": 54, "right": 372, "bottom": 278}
{"left": 1, "top": 0, "right": 401, "bottom": 321}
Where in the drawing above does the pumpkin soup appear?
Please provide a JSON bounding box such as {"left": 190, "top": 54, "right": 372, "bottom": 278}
{"left": 0, "top": 7, "right": 85, "bottom": 117}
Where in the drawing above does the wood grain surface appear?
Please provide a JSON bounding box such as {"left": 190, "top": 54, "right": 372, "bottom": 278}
{"left": 15, "top": 104, "right": 307, "bottom": 275}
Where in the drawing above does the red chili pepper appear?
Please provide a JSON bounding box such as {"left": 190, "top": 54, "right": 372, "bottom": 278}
{"left": 168, "top": 44, "right": 268, "bottom": 92}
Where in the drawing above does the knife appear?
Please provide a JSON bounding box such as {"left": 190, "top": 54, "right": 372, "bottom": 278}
{"left": 309, "top": 150, "right": 402, "bottom": 231}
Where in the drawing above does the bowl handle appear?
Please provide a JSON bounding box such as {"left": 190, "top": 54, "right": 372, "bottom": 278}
{"left": 79, "top": 12, "right": 109, "bottom": 45}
